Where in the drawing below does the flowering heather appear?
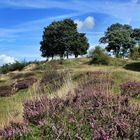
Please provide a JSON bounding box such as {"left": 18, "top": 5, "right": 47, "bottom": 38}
{"left": 22, "top": 76, "right": 140, "bottom": 139}
{"left": 23, "top": 96, "right": 49, "bottom": 124}
{"left": 73, "top": 71, "right": 109, "bottom": 81}
{"left": 15, "top": 76, "right": 37, "bottom": 91}
{"left": 0, "top": 122, "right": 30, "bottom": 139}
{"left": 84, "top": 78, "right": 114, "bottom": 90}
{"left": 1, "top": 71, "right": 140, "bottom": 139}
{"left": 23, "top": 96, "right": 65, "bottom": 124}
{"left": 40, "top": 71, "right": 67, "bottom": 93}
{"left": 73, "top": 71, "right": 113, "bottom": 92}
{"left": 0, "top": 84, "right": 16, "bottom": 97}
{"left": 121, "top": 81, "right": 140, "bottom": 97}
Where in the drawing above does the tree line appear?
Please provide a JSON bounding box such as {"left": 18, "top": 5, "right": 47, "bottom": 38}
{"left": 40, "top": 19, "right": 140, "bottom": 60}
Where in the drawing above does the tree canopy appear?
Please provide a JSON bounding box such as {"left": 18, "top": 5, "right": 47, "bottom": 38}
{"left": 40, "top": 19, "right": 89, "bottom": 60}
{"left": 131, "top": 28, "right": 140, "bottom": 43}
{"left": 99, "top": 23, "right": 135, "bottom": 57}
{"left": 129, "top": 45, "right": 140, "bottom": 60}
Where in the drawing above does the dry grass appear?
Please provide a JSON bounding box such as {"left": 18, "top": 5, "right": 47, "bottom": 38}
{"left": 0, "top": 58, "right": 140, "bottom": 128}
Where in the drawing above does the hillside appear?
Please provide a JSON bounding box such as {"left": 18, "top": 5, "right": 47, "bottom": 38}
{"left": 0, "top": 58, "right": 140, "bottom": 139}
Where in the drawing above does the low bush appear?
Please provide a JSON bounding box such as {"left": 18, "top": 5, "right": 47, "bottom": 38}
{"left": 23, "top": 97, "right": 49, "bottom": 124}
{"left": 0, "top": 61, "right": 29, "bottom": 74}
{"left": 40, "top": 71, "right": 67, "bottom": 93}
{"left": 0, "top": 122, "right": 30, "bottom": 139}
{"left": 73, "top": 71, "right": 108, "bottom": 82}
{"left": 15, "top": 76, "right": 37, "bottom": 91}
{"left": 0, "top": 84, "right": 15, "bottom": 97}
{"left": 124, "top": 62, "right": 140, "bottom": 72}
{"left": 90, "top": 46, "right": 110, "bottom": 65}
{"left": 73, "top": 71, "right": 113, "bottom": 91}
{"left": 23, "top": 96, "right": 64, "bottom": 125}
{"left": 121, "top": 81, "right": 140, "bottom": 97}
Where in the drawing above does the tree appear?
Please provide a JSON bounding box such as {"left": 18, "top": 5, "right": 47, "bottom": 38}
{"left": 40, "top": 19, "right": 89, "bottom": 60}
{"left": 131, "top": 28, "right": 140, "bottom": 43}
{"left": 129, "top": 45, "right": 140, "bottom": 60}
{"left": 70, "top": 33, "right": 89, "bottom": 58}
{"left": 100, "top": 23, "right": 134, "bottom": 58}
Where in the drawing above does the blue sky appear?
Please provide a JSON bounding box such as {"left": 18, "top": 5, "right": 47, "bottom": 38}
{"left": 0, "top": 0, "right": 140, "bottom": 65}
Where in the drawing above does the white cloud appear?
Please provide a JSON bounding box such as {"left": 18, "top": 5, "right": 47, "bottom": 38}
{"left": 75, "top": 16, "right": 95, "bottom": 30}
{"left": 0, "top": 55, "right": 15, "bottom": 66}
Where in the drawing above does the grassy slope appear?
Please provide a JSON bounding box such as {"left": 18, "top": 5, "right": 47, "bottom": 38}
{"left": 0, "top": 58, "right": 140, "bottom": 127}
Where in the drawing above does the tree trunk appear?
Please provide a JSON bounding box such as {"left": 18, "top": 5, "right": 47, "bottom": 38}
{"left": 52, "top": 55, "right": 54, "bottom": 60}
{"left": 60, "top": 54, "right": 63, "bottom": 60}
{"left": 66, "top": 53, "right": 69, "bottom": 59}
{"left": 75, "top": 54, "right": 78, "bottom": 58}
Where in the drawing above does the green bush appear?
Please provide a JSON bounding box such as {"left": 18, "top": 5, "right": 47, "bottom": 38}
{"left": 0, "top": 61, "right": 29, "bottom": 74}
{"left": 129, "top": 45, "right": 140, "bottom": 60}
{"left": 90, "top": 46, "right": 110, "bottom": 65}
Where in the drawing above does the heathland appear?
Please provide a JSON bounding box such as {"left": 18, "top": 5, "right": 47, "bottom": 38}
{"left": 0, "top": 57, "right": 140, "bottom": 139}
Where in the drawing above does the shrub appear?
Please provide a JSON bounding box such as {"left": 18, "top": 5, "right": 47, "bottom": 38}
{"left": 73, "top": 71, "right": 113, "bottom": 91}
{"left": 0, "top": 84, "right": 15, "bottom": 97}
{"left": 15, "top": 76, "right": 37, "bottom": 91}
{"left": 121, "top": 81, "right": 140, "bottom": 97}
{"left": 23, "top": 96, "right": 65, "bottom": 125}
{"left": 40, "top": 71, "right": 67, "bottom": 93}
{"left": 0, "top": 122, "right": 30, "bottom": 139}
{"left": 90, "top": 46, "right": 110, "bottom": 65}
{"left": 0, "top": 61, "right": 29, "bottom": 74}
{"left": 23, "top": 97, "right": 49, "bottom": 124}
{"left": 124, "top": 62, "right": 140, "bottom": 72}
{"left": 129, "top": 45, "right": 140, "bottom": 60}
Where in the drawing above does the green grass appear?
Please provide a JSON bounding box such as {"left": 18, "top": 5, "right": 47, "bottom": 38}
{"left": 0, "top": 88, "right": 40, "bottom": 127}
{"left": 0, "top": 57, "right": 140, "bottom": 128}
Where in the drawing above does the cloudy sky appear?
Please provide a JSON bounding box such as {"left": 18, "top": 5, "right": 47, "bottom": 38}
{"left": 0, "top": 0, "right": 140, "bottom": 65}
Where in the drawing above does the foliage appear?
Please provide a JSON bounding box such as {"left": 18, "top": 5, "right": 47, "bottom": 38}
{"left": 70, "top": 32, "right": 89, "bottom": 58}
{"left": 124, "top": 62, "right": 140, "bottom": 72}
{"left": 40, "top": 71, "right": 67, "bottom": 93}
{"left": 121, "top": 81, "right": 140, "bottom": 97}
{"left": 100, "top": 23, "right": 135, "bottom": 57}
{"left": 0, "top": 122, "right": 30, "bottom": 139}
{"left": 0, "top": 84, "right": 15, "bottom": 97}
{"left": 131, "top": 28, "right": 140, "bottom": 42}
{"left": 15, "top": 76, "right": 37, "bottom": 91}
{"left": 40, "top": 19, "right": 89, "bottom": 59}
{"left": 23, "top": 97, "right": 49, "bottom": 124}
{"left": 0, "top": 61, "right": 29, "bottom": 74}
{"left": 129, "top": 45, "right": 140, "bottom": 60}
{"left": 90, "top": 46, "right": 110, "bottom": 65}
